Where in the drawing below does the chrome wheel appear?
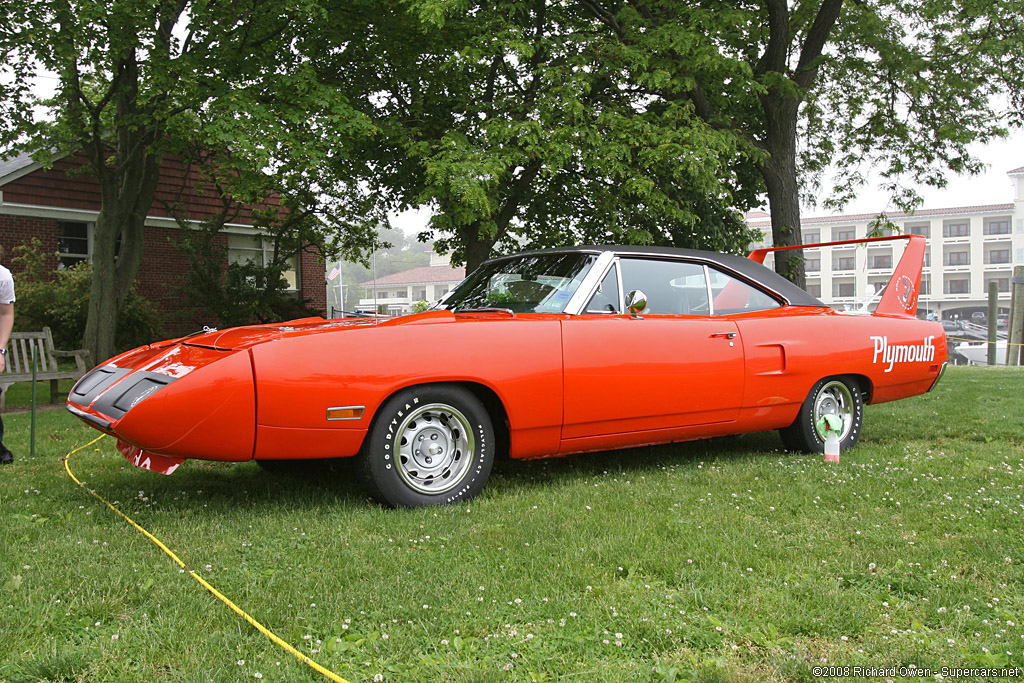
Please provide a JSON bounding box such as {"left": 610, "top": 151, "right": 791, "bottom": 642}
{"left": 395, "top": 403, "right": 475, "bottom": 495}
{"left": 813, "top": 380, "right": 854, "bottom": 441}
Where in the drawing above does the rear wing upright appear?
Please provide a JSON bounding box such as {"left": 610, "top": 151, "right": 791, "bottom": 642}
{"left": 748, "top": 234, "right": 926, "bottom": 318}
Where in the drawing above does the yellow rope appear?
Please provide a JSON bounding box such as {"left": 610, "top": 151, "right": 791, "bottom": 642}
{"left": 63, "top": 436, "right": 352, "bottom": 683}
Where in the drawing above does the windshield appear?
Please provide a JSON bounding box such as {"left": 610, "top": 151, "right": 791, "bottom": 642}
{"left": 440, "top": 252, "right": 597, "bottom": 313}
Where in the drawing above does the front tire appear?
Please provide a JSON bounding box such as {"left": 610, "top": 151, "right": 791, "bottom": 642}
{"left": 780, "top": 376, "right": 863, "bottom": 453}
{"left": 359, "top": 385, "right": 495, "bottom": 508}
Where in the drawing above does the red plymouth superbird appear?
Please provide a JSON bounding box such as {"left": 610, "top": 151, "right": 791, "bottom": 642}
{"left": 68, "top": 236, "right": 946, "bottom": 507}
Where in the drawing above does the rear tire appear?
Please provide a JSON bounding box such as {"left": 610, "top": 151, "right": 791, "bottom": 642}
{"left": 359, "top": 385, "right": 494, "bottom": 508}
{"left": 780, "top": 376, "right": 863, "bottom": 453}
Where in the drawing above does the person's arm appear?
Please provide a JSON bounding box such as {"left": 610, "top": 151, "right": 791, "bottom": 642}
{"left": 0, "top": 302, "right": 12, "bottom": 373}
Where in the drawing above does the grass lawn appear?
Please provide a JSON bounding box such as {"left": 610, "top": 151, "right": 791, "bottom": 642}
{"left": 1, "top": 366, "right": 1022, "bottom": 682}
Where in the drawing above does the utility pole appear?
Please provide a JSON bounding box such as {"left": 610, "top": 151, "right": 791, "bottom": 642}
{"left": 1008, "top": 266, "right": 1024, "bottom": 366}
{"left": 987, "top": 280, "right": 998, "bottom": 366}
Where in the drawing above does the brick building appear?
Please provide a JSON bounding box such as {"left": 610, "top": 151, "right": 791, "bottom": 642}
{"left": 0, "top": 151, "right": 326, "bottom": 337}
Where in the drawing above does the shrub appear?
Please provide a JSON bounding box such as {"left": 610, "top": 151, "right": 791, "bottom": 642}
{"left": 173, "top": 226, "right": 321, "bottom": 328}
{"left": 11, "top": 239, "right": 163, "bottom": 352}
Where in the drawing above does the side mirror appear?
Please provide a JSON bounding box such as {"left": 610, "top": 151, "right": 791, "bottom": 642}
{"left": 626, "top": 289, "right": 647, "bottom": 318}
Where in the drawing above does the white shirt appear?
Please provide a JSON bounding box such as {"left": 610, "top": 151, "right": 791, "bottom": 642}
{"left": 0, "top": 264, "right": 14, "bottom": 304}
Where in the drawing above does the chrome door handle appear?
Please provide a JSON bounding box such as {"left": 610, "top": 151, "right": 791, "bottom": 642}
{"left": 710, "top": 332, "right": 737, "bottom": 339}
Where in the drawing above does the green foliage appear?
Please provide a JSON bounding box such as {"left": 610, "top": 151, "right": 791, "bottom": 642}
{"left": 0, "top": 0, "right": 382, "bottom": 363}
{"left": 10, "top": 240, "right": 162, "bottom": 352}
{"left": 173, "top": 225, "right": 320, "bottom": 328}
{"left": 319, "top": 1, "right": 761, "bottom": 270}
{"left": 571, "top": 0, "right": 1024, "bottom": 285}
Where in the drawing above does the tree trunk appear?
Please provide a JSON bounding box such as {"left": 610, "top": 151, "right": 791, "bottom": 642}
{"left": 83, "top": 159, "right": 160, "bottom": 363}
{"left": 759, "top": 95, "right": 806, "bottom": 290}
{"left": 82, "top": 48, "right": 162, "bottom": 363}
{"left": 463, "top": 224, "right": 493, "bottom": 274}
{"left": 461, "top": 160, "right": 544, "bottom": 274}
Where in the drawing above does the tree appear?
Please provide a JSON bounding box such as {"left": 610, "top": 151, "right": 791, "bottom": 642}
{"left": 0, "top": 0, "right": 378, "bottom": 362}
{"left": 318, "top": 0, "right": 762, "bottom": 273}
{"left": 579, "top": 0, "right": 1024, "bottom": 287}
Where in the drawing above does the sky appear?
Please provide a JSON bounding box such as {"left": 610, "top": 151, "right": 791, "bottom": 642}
{"left": 816, "top": 127, "right": 1024, "bottom": 218}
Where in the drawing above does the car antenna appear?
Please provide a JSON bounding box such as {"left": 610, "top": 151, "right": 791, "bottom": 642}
{"left": 372, "top": 234, "right": 379, "bottom": 325}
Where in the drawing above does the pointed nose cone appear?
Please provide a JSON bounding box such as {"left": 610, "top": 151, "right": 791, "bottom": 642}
{"left": 114, "top": 349, "right": 256, "bottom": 461}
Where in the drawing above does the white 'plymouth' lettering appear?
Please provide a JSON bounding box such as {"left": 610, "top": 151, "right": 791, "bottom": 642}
{"left": 871, "top": 335, "right": 935, "bottom": 373}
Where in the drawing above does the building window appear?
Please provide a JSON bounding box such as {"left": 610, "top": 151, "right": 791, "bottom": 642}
{"left": 987, "top": 249, "right": 1011, "bottom": 265}
{"left": 834, "top": 256, "right": 856, "bottom": 271}
{"left": 57, "top": 222, "right": 90, "bottom": 269}
{"left": 227, "top": 234, "right": 299, "bottom": 290}
{"left": 833, "top": 282, "right": 855, "bottom": 298}
{"left": 833, "top": 228, "right": 855, "bottom": 241}
{"left": 906, "top": 223, "right": 930, "bottom": 238}
{"left": 944, "top": 278, "right": 969, "bottom": 295}
{"left": 412, "top": 287, "right": 427, "bottom": 301}
{"left": 806, "top": 257, "right": 820, "bottom": 272}
{"left": 869, "top": 254, "right": 892, "bottom": 269}
{"left": 945, "top": 251, "right": 970, "bottom": 266}
{"left": 985, "top": 277, "right": 1010, "bottom": 293}
{"left": 920, "top": 277, "right": 931, "bottom": 296}
{"left": 435, "top": 286, "right": 450, "bottom": 298}
{"left": 943, "top": 221, "right": 970, "bottom": 238}
{"left": 806, "top": 283, "right": 821, "bottom": 298}
{"left": 984, "top": 219, "right": 1011, "bottom": 235}
{"left": 804, "top": 231, "right": 820, "bottom": 244}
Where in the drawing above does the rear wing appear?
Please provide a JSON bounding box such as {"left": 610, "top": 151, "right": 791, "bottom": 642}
{"left": 748, "top": 234, "right": 926, "bottom": 318}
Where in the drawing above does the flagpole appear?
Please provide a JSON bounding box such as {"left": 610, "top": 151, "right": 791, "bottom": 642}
{"left": 342, "top": 266, "right": 350, "bottom": 317}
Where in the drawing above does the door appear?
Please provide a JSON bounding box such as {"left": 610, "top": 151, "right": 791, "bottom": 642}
{"left": 561, "top": 257, "right": 746, "bottom": 439}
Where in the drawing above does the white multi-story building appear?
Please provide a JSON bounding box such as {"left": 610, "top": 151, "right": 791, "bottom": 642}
{"left": 747, "top": 166, "right": 1024, "bottom": 320}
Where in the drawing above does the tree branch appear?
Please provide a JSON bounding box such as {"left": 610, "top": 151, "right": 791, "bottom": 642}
{"left": 794, "top": 0, "right": 843, "bottom": 89}
{"left": 756, "top": 0, "right": 791, "bottom": 76}
{"left": 578, "top": 0, "right": 626, "bottom": 40}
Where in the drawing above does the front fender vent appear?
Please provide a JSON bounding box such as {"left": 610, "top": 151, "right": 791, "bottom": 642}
{"left": 91, "top": 372, "right": 177, "bottom": 420}
{"left": 69, "top": 365, "right": 133, "bottom": 406}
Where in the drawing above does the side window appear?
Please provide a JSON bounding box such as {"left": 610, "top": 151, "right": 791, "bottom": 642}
{"left": 585, "top": 265, "right": 621, "bottom": 313}
{"left": 619, "top": 258, "right": 709, "bottom": 315}
{"left": 707, "top": 267, "right": 780, "bottom": 315}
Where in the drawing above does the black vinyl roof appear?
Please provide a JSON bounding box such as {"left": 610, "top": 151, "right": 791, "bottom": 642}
{"left": 488, "top": 244, "right": 825, "bottom": 308}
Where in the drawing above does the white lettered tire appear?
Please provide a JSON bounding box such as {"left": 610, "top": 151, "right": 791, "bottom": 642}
{"left": 359, "top": 385, "right": 494, "bottom": 508}
{"left": 780, "top": 376, "right": 864, "bottom": 453}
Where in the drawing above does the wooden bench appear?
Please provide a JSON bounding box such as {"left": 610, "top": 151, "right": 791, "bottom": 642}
{"left": 1, "top": 328, "right": 92, "bottom": 410}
